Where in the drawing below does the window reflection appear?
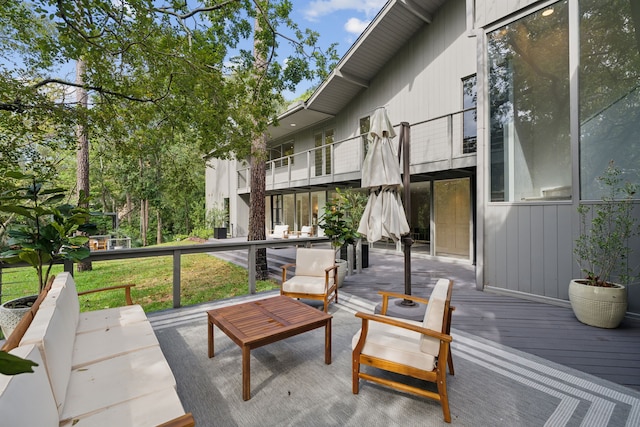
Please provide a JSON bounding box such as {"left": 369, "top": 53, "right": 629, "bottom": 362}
{"left": 579, "top": 0, "right": 640, "bottom": 199}
{"left": 488, "top": 1, "right": 571, "bottom": 202}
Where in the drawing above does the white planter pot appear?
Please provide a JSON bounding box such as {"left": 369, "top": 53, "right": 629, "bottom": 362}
{"left": 0, "top": 295, "right": 37, "bottom": 338}
{"left": 335, "top": 259, "right": 347, "bottom": 288}
{"left": 568, "top": 279, "right": 627, "bottom": 328}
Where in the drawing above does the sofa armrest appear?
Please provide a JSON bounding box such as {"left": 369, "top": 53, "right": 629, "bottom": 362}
{"left": 156, "top": 412, "right": 196, "bottom": 427}
{"left": 78, "top": 284, "right": 136, "bottom": 306}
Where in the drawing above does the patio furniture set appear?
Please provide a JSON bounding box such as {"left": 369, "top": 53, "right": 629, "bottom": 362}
{"left": 208, "top": 247, "right": 456, "bottom": 423}
{"left": 1, "top": 247, "right": 455, "bottom": 425}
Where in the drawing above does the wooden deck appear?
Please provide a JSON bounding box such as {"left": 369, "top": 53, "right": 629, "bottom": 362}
{"left": 219, "top": 244, "right": 640, "bottom": 392}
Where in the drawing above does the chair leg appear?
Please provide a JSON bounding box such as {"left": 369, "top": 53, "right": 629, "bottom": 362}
{"left": 352, "top": 355, "right": 360, "bottom": 394}
{"left": 448, "top": 351, "right": 455, "bottom": 376}
{"left": 437, "top": 365, "right": 451, "bottom": 423}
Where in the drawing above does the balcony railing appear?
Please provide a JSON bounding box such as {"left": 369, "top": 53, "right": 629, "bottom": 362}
{"left": 236, "top": 108, "right": 476, "bottom": 192}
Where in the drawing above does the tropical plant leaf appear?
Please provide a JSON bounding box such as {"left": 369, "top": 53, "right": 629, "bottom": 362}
{"left": 0, "top": 351, "right": 38, "bottom": 375}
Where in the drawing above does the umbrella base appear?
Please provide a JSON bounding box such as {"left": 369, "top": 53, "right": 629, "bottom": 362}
{"left": 375, "top": 299, "right": 426, "bottom": 322}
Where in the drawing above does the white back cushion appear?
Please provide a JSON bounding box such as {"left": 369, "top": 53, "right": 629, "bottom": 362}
{"left": 419, "top": 279, "right": 450, "bottom": 356}
{"left": 20, "top": 298, "right": 77, "bottom": 414}
{"left": 53, "top": 273, "right": 80, "bottom": 329}
{"left": 295, "top": 248, "right": 335, "bottom": 278}
{"left": 0, "top": 344, "right": 58, "bottom": 426}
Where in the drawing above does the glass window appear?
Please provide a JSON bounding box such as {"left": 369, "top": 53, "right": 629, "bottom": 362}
{"left": 579, "top": 0, "right": 640, "bottom": 199}
{"left": 325, "top": 129, "right": 334, "bottom": 175}
{"left": 360, "top": 116, "right": 370, "bottom": 157}
{"left": 282, "top": 141, "right": 294, "bottom": 166}
{"left": 314, "top": 130, "right": 333, "bottom": 177}
{"left": 314, "top": 133, "right": 323, "bottom": 177}
{"left": 268, "top": 141, "right": 294, "bottom": 168}
{"left": 462, "top": 75, "right": 477, "bottom": 154}
{"left": 488, "top": 1, "right": 572, "bottom": 202}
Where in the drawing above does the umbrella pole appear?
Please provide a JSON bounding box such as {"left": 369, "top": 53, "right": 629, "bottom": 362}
{"left": 400, "top": 122, "right": 415, "bottom": 307}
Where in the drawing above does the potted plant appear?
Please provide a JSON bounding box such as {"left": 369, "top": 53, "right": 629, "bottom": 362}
{"left": 209, "top": 203, "right": 228, "bottom": 239}
{"left": 570, "top": 161, "right": 639, "bottom": 328}
{"left": 0, "top": 171, "right": 97, "bottom": 338}
{"left": 319, "top": 188, "right": 367, "bottom": 285}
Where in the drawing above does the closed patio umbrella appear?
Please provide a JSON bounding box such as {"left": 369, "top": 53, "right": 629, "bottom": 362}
{"left": 358, "top": 107, "right": 409, "bottom": 243}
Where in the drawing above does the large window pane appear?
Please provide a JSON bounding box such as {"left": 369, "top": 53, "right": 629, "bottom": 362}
{"left": 488, "top": 1, "right": 571, "bottom": 202}
{"left": 462, "top": 75, "right": 477, "bottom": 154}
{"left": 579, "top": 0, "right": 640, "bottom": 199}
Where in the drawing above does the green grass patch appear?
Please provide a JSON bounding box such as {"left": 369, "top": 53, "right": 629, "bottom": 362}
{"left": 1, "top": 240, "right": 279, "bottom": 314}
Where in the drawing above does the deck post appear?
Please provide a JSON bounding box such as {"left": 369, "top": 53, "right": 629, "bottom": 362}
{"left": 173, "top": 249, "right": 181, "bottom": 308}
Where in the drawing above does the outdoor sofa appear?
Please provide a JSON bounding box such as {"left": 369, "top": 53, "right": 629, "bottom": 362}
{"left": 0, "top": 272, "right": 194, "bottom": 427}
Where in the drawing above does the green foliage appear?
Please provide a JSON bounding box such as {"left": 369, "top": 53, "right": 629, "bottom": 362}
{"left": 0, "top": 171, "right": 97, "bottom": 293}
{"left": 0, "top": 351, "right": 38, "bottom": 376}
{"left": 208, "top": 203, "right": 228, "bottom": 228}
{"left": 574, "top": 161, "right": 639, "bottom": 286}
{"left": 190, "top": 227, "right": 213, "bottom": 239}
{"left": 319, "top": 188, "right": 368, "bottom": 248}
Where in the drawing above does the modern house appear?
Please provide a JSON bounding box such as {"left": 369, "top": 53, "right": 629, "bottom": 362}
{"left": 205, "top": 0, "right": 640, "bottom": 314}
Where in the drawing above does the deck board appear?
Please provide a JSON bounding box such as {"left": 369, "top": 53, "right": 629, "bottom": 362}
{"left": 216, "top": 245, "right": 640, "bottom": 392}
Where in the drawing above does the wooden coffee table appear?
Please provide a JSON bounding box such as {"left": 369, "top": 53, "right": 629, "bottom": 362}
{"left": 207, "top": 296, "right": 332, "bottom": 400}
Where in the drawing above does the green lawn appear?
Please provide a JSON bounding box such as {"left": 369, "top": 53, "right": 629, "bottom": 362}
{"left": 1, "top": 240, "right": 279, "bottom": 314}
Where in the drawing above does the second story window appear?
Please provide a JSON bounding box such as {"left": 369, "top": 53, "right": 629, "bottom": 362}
{"left": 268, "top": 141, "right": 294, "bottom": 169}
{"left": 462, "top": 74, "right": 477, "bottom": 154}
{"left": 360, "top": 116, "right": 370, "bottom": 157}
{"left": 314, "top": 129, "right": 334, "bottom": 176}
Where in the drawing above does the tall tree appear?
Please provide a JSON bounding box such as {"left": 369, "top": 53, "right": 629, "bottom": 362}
{"left": 1, "top": 0, "right": 337, "bottom": 243}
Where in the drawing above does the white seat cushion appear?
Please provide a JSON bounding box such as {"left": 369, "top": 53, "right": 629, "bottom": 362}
{"left": 72, "top": 320, "right": 160, "bottom": 369}
{"left": 59, "top": 387, "right": 186, "bottom": 427}
{"left": 60, "top": 346, "right": 177, "bottom": 423}
{"left": 420, "top": 279, "right": 449, "bottom": 356}
{"left": 0, "top": 344, "right": 58, "bottom": 427}
{"left": 282, "top": 276, "right": 329, "bottom": 295}
{"left": 76, "top": 305, "right": 147, "bottom": 334}
{"left": 352, "top": 316, "right": 436, "bottom": 371}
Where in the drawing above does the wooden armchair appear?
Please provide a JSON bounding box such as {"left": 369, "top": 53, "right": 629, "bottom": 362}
{"left": 352, "top": 279, "right": 455, "bottom": 423}
{"left": 281, "top": 248, "right": 338, "bottom": 312}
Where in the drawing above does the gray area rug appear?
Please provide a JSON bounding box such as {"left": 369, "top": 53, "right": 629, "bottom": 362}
{"left": 151, "top": 294, "right": 640, "bottom": 427}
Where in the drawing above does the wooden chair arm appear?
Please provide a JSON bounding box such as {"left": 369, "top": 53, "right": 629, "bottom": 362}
{"left": 281, "top": 263, "right": 296, "bottom": 284}
{"left": 355, "top": 311, "right": 452, "bottom": 343}
{"left": 324, "top": 265, "right": 339, "bottom": 290}
{"left": 155, "top": 413, "right": 195, "bottom": 427}
{"left": 377, "top": 291, "right": 430, "bottom": 315}
{"left": 78, "top": 284, "right": 136, "bottom": 306}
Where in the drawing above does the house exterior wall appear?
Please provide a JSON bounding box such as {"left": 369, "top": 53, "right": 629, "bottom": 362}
{"left": 475, "top": 0, "right": 640, "bottom": 314}
{"left": 204, "top": 0, "right": 640, "bottom": 315}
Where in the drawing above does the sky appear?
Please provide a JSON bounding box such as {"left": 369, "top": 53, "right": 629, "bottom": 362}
{"left": 281, "top": 0, "right": 388, "bottom": 98}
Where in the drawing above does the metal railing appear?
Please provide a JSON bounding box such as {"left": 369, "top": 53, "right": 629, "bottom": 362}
{"left": 0, "top": 237, "right": 330, "bottom": 308}
{"left": 236, "top": 108, "right": 476, "bottom": 192}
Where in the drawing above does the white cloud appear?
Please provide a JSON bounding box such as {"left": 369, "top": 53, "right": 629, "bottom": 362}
{"left": 304, "top": 0, "right": 386, "bottom": 21}
{"left": 344, "top": 17, "right": 370, "bottom": 35}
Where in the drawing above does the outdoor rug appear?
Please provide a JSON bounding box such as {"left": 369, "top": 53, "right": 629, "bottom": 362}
{"left": 150, "top": 293, "right": 640, "bottom": 427}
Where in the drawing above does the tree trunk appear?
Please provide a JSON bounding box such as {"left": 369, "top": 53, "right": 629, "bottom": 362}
{"left": 141, "top": 198, "right": 148, "bottom": 246}
{"left": 248, "top": 133, "right": 268, "bottom": 280}
{"left": 157, "top": 209, "right": 162, "bottom": 245}
{"left": 126, "top": 193, "right": 132, "bottom": 224}
{"left": 75, "top": 59, "right": 92, "bottom": 272}
{"left": 248, "top": 16, "right": 268, "bottom": 280}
